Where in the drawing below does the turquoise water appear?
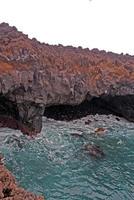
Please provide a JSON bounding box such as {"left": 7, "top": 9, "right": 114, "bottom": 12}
{"left": 0, "top": 115, "right": 134, "bottom": 200}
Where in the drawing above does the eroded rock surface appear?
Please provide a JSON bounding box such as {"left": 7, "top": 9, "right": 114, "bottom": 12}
{"left": 0, "top": 22, "right": 134, "bottom": 134}
{"left": 0, "top": 161, "right": 44, "bottom": 199}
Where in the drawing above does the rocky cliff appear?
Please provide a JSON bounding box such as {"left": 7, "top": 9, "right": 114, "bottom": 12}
{"left": 0, "top": 158, "right": 44, "bottom": 199}
{"left": 0, "top": 22, "right": 134, "bottom": 135}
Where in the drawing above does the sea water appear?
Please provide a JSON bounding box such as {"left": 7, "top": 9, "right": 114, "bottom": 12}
{"left": 0, "top": 115, "right": 134, "bottom": 200}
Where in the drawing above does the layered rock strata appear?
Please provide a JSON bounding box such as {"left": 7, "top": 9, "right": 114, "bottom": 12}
{"left": 0, "top": 22, "right": 134, "bottom": 134}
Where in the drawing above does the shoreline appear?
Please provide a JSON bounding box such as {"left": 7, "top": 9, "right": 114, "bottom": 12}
{"left": 0, "top": 158, "right": 44, "bottom": 200}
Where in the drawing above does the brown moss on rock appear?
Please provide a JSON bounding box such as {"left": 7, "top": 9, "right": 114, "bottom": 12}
{"left": 0, "top": 161, "right": 44, "bottom": 200}
{"left": 0, "top": 23, "right": 134, "bottom": 134}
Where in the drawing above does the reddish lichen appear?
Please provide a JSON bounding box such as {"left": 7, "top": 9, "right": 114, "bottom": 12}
{"left": 0, "top": 160, "right": 44, "bottom": 200}
{"left": 0, "top": 22, "right": 134, "bottom": 134}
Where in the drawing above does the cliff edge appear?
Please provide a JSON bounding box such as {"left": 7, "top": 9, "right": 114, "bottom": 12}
{"left": 0, "top": 22, "right": 134, "bottom": 135}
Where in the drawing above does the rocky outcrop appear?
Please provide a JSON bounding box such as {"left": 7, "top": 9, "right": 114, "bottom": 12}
{"left": 0, "top": 160, "right": 44, "bottom": 199}
{"left": 0, "top": 22, "right": 134, "bottom": 134}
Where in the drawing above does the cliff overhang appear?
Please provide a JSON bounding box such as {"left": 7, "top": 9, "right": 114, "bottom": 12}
{"left": 0, "top": 22, "right": 134, "bottom": 135}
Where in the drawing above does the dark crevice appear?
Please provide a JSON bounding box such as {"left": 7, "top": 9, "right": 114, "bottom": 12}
{"left": 3, "top": 188, "right": 12, "bottom": 198}
{"left": 44, "top": 96, "right": 124, "bottom": 121}
{"left": 0, "top": 95, "right": 19, "bottom": 118}
{"left": 0, "top": 94, "right": 44, "bottom": 135}
{"left": 0, "top": 94, "right": 19, "bottom": 129}
{"left": 0, "top": 94, "right": 134, "bottom": 133}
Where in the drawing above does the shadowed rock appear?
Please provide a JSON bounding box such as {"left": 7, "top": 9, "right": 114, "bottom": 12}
{"left": 0, "top": 153, "right": 4, "bottom": 165}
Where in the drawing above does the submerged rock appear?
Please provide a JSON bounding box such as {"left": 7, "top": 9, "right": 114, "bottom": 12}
{"left": 4, "top": 135, "right": 25, "bottom": 149}
{"left": 70, "top": 132, "right": 84, "bottom": 138}
{"left": 0, "top": 23, "right": 134, "bottom": 134}
{"left": 84, "top": 144, "right": 105, "bottom": 158}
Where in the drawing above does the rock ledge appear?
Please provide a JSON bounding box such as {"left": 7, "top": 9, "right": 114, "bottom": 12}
{"left": 0, "top": 22, "right": 134, "bottom": 134}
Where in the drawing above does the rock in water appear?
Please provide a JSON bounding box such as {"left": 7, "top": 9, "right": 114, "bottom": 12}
{"left": 84, "top": 144, "right": 105, "bottom": 158}
{"left": 94, "top": 127, "right": 107, "bottom": 136}
{"left": 0, "top": 153, "right": 4, "bottom": 165}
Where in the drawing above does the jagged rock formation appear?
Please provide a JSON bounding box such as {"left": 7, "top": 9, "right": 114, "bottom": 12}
{"left": 0, "top": 22, "right": 134, "bottom": 134}
{"left": 0, "top": 161, "right": 44, "bottom": 199}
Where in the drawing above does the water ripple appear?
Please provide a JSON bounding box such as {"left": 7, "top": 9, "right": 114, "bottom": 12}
{"left": 0, "top": 115, "right": 134, "bottom": 199}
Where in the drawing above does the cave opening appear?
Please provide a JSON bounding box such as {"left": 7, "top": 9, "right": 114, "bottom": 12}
{"left": 0, "top": 94, "right": 19, "bottom": 129}
{"left": 44, "top": 96, "right": 124, "bottom": 121}
{"left": 0, "top": 94, "right": 133, "bottom": 133}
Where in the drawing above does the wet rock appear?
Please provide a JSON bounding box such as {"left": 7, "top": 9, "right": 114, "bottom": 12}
{"left": 70, "top": 132, "right": 84, "bottom": 138}
{"left": 0, "top": 154, "right": 4, "bottom": 165}
{"left": 84, "top": 144, "right": 105, "bottom": 158}
{"left": 94, "top": 127, "right": 107, "bottom": 136}
{"left": 4, "top": 135, "right": 24, "bottom": 149}
{"left": 17, "top": 102, "right": 45, "bottom": 135}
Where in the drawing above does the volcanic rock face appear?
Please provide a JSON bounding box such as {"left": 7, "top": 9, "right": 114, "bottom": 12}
{"left": 0, "top": 22, "right": 134, "bottom": 134}
{"left": 0, "top": 162, "right": 44, "bottom": 199}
